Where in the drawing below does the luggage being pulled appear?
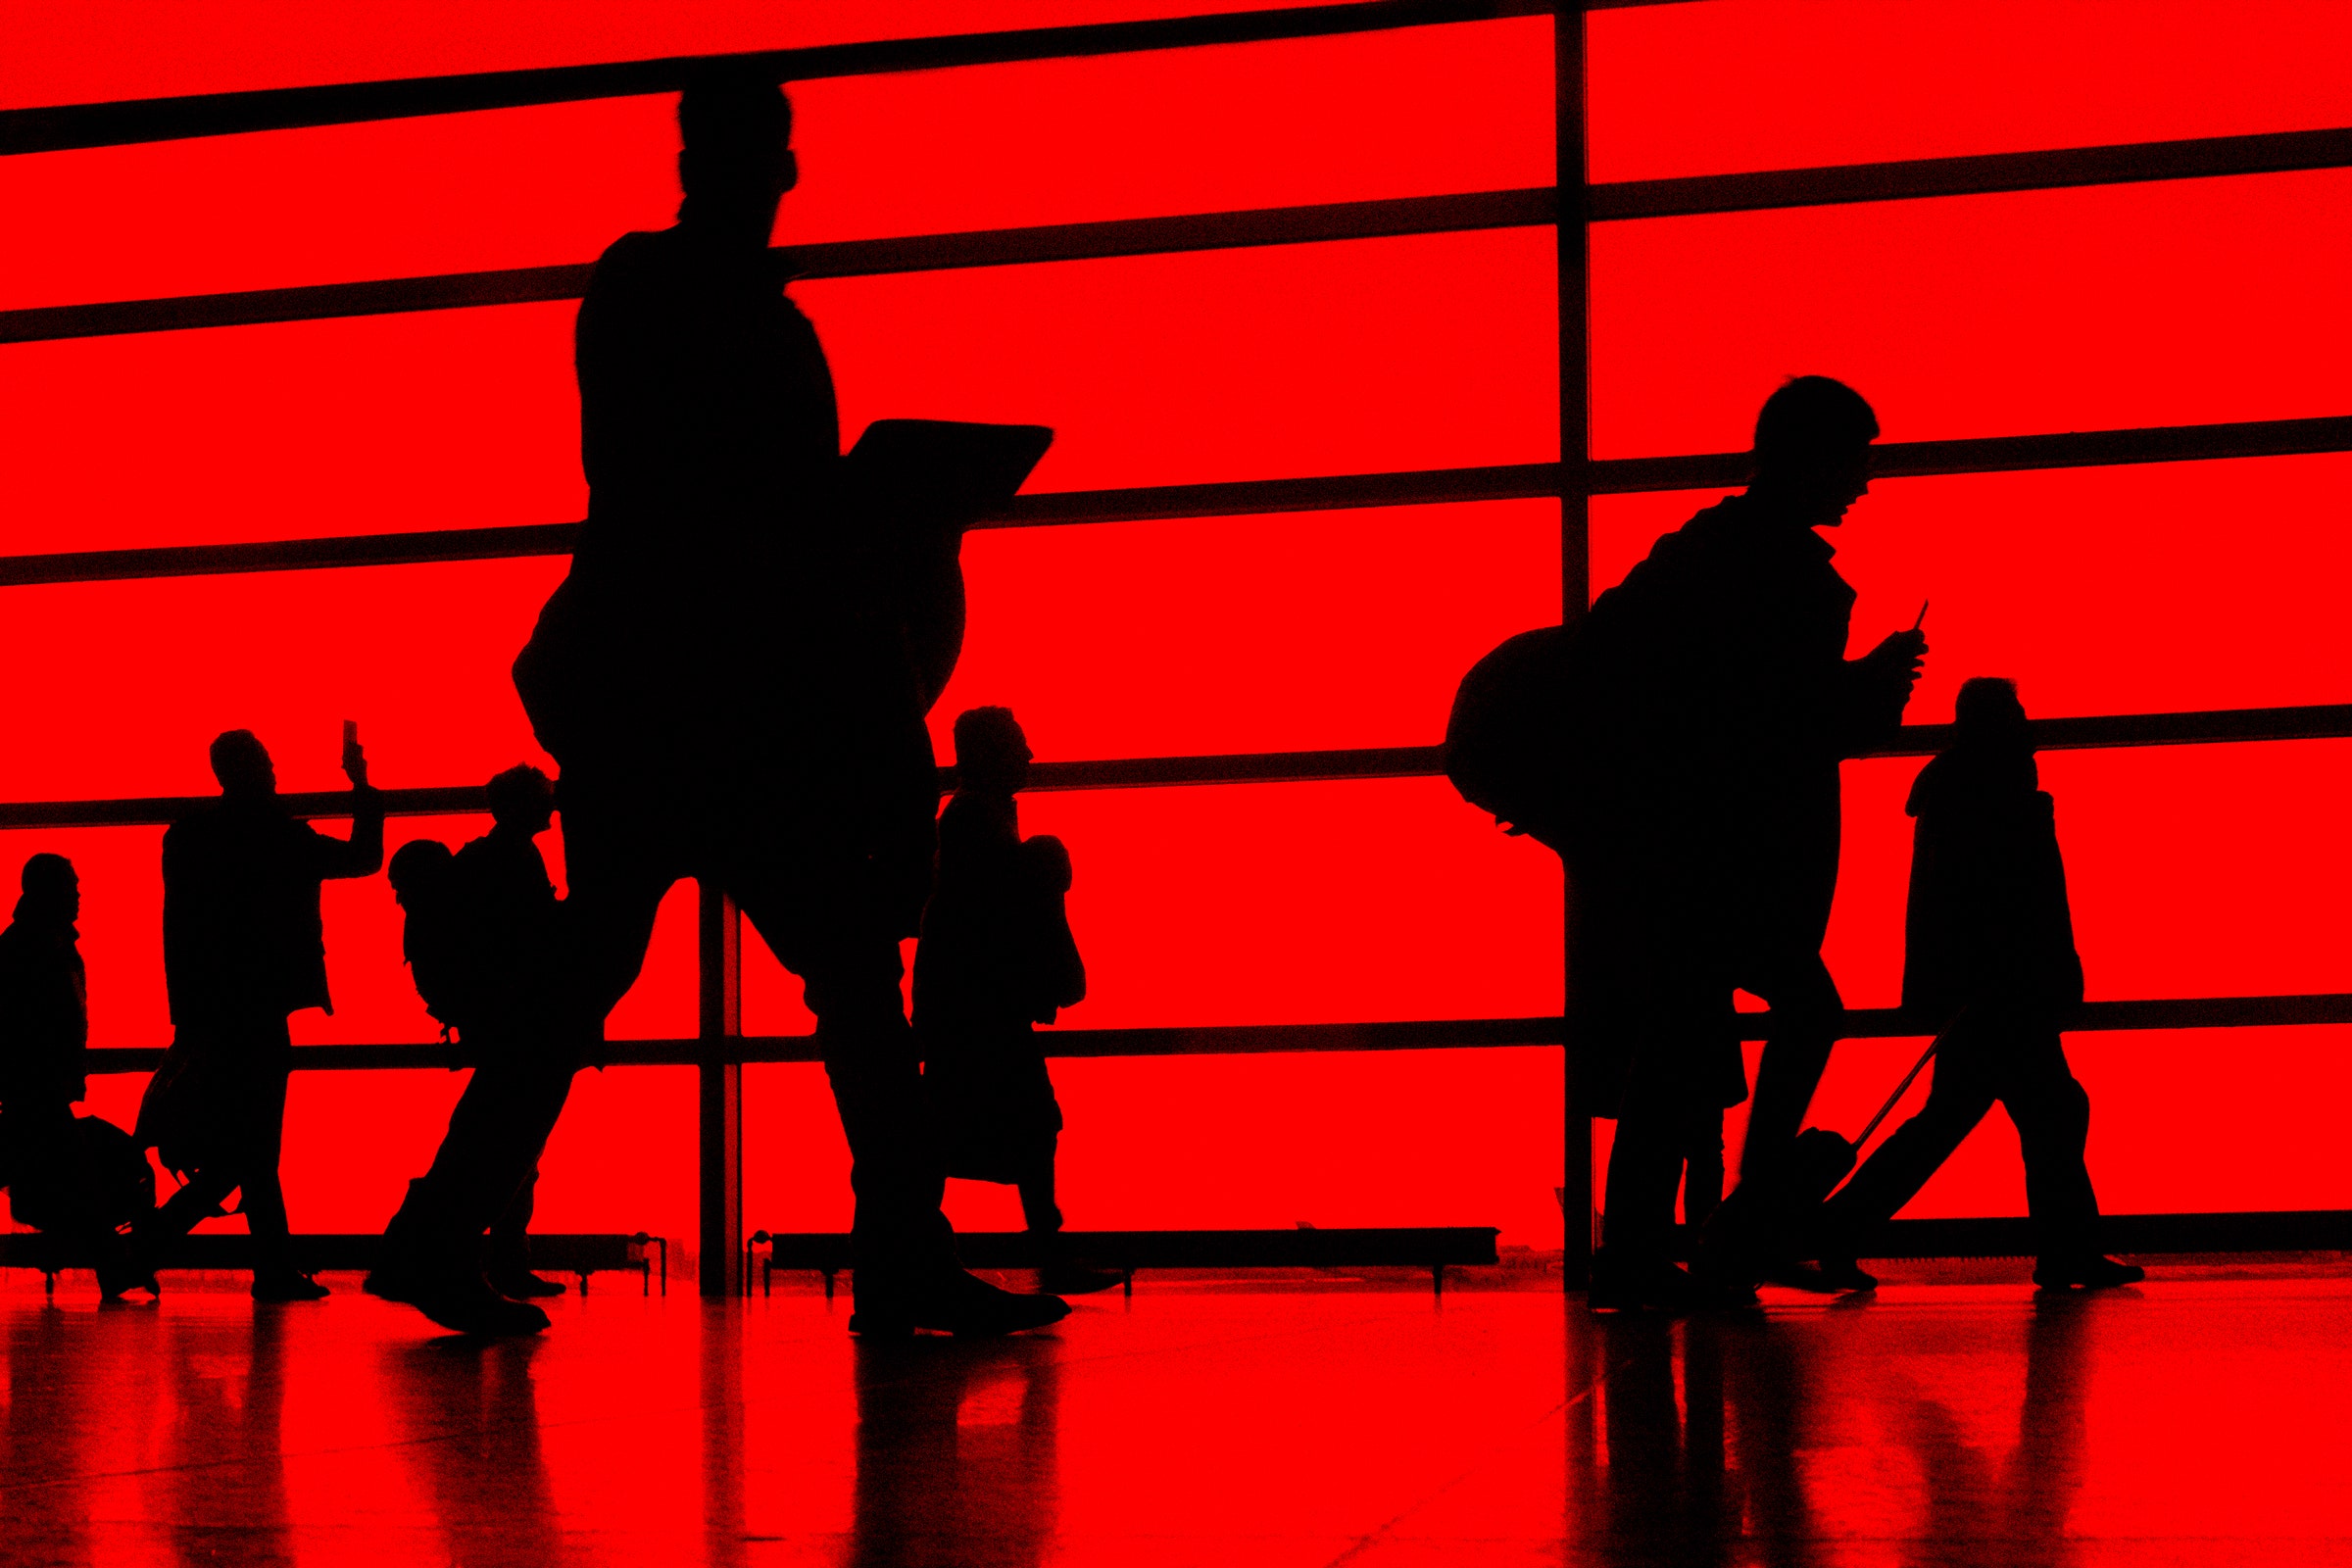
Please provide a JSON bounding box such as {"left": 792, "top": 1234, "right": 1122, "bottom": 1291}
{"left": 1698, "top": 1030, "right": 1946, "bottom": 1274}
{"left": 5, "top": 1112, "right": 156, "bottom": 1236}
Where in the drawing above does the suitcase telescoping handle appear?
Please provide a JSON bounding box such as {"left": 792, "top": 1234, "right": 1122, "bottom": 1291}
{"left": 1851, "top": 1011, "right": 1961, "bottom": 1152}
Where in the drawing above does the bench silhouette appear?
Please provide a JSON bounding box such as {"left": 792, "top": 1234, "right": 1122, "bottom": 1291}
{"left": 0, "top": 1231, "right": 665, "bottom": 1297}
{"left": 747, "top": 1225, "right": 1501, "bottom": 1298}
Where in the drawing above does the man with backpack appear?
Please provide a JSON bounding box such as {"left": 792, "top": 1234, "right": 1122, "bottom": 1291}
{"left": 372, "top": 764, "right": 579, "bottom": 1335}
{"left": 1570, "top": 377, "right": 1925, "bottom": 1307}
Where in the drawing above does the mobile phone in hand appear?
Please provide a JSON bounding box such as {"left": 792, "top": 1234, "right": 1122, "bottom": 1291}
{"left": 341, "top": 719, "right": 362, "bottom": 772}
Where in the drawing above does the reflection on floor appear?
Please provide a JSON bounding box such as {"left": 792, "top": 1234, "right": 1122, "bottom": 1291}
{"left": 4, "top": 1265, "right": 2350, "bottom": 1564}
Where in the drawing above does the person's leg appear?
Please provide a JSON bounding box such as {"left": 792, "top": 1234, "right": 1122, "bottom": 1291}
{"left": 1015, "top": 1147, "right": 1062, "bottom": 1240}
{"left": 490, "top": 1167, "right": 538, "bottom": 1268}
{"left": 1682, "top": 1103, "right": 1726, "bottom": 1232}
{"left": 1991, "top": 1024, "right": 2132, "bottom": 1284}
{"left": 1735, "top": 952, "right": 1844, "bottom": 1191}
{"left": 558, "top": 785, "right": 682, "bottom": 1023}
{"left": 1596, "top": 1008, "right": 1721, "bottom": 1304}
{"left": 735, "top": 857, "right": 1063, "bottom": 1333}
{"left": 238, "top": 1046, "right": 302, "bottom": 1288}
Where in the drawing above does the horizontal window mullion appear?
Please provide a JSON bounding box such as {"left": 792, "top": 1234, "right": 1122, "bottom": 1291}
{"left": 0, "top": 0, "right": 1562, "bottom": 157}
{"left": 69, "top": 990, "right": 2352, "bottom": 1073}
{"left": 2, "top": 705, "right": 2347, "bottom": 828}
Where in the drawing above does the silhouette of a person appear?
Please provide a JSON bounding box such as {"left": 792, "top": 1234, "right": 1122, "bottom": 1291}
{"left": 131, "top": 726, "right": 382, "bottom": 1301}
{"left": 514, "top": 71, "right": 1062, "bottom": 1335}
{"left": 373, "top": 764, "right": 579, "bottom": 1335}
{"left": 1571, "top": 375, "right": 1925, "bottom": 1307}
{"left": 1814, "top": 678, "right": 2140, "bottom": 1291}
{"left": 0, "top": 855, "right": 88, "bottom": 1182}
{"left": 914, "top": 709, "right": 1115, "bottom": 1295}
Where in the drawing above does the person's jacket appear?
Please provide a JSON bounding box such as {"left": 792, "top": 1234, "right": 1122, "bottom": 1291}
{"left": 162, "top": 790, "right": 384, "bottom": 1026}
{"left": 518, "top": 219, "right": 939, "bottom": 922}
{"left": 1574, "top": 492, "right": 1912, "bottom": 945}
{"left": 1900, "top": 744, "right": 2084, "bottom": 1019}
{"left": 0, "top": 905, "right": 87, "bottom": 1109}
{"left": 449, "top": 828, "right": 562, "bottom": 1032}
{"left": 913, "top": 792, "right": 1085, "bottom": 1038}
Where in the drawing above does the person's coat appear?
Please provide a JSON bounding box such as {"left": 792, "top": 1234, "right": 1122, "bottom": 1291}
{"left": 1901, "top": 745, "right": 2084, "bottom": 1021}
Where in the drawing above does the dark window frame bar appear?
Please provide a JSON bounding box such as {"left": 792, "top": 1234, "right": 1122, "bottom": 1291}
{"left": 0, "top": 0, "right": 1690, "bottom": 158}
{"left": 5, "top": 412, "right": 2348, "bottom": 589}
{"left": 0, "top": 702, "right": 2346, "bottom": 831}
{"left": 67, "top": 990, "right": 2352, "bottom": 1075}
{"left": 16, "top": 117, "right": 2352, "bottom": 346}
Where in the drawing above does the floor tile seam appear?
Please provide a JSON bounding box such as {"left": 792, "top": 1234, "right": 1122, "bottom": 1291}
{"left": 1314, "top": 1349, "right": 1635, "bottom": 1568}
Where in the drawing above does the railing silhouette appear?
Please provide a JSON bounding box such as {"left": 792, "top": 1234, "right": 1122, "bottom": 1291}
{"left": 7, "top": 0, "right": 2349, "bottom": 1291}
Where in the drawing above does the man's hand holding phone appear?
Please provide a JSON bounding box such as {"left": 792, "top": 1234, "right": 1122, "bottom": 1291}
{"left": 341, "top": 719, "right": 371, "bottom": 790}
{"left": 1864, "top": 600, "right": 1930, "bottom": 691}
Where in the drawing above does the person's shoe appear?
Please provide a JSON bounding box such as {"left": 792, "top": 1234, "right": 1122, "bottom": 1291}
{"left": 1038, "top": 1264, "right": 1124, "bottom": 1297}
{"left": 364, "top": 1263, "right": 416, "bottom": 1303}
{"left": 406, "top": 1272, "right": 552, "bottom": 1337}
{"left": 2034, "top": 1254, "right": 2144, "bottom": 1290}
{"left": 1760, "top": 1258, "right": 1877, "bottom": 1294}
{"left": 489, "top": 1269, "right": 570, "bottom": 1300}
{"left": 96, "top": 1258, "right": 161, "bottom": 1301}
{"left": 852, "top": 1269, "right": 1069, "bottom": 1337}
{"left": 1590, "top": 1249, "right": 1710, "bottom": 1312}
{"left": 251, "top": 1270, "right": 330, "bottom": 1303}
{"left": 1811, "top": 1256, "right": 1878, "bottom": 1293}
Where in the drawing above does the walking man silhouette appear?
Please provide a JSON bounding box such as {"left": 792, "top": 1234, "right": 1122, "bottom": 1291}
{"left": 132, "top": 727, "right": 382, "bottom": 1301}
{"left": 372, "top": 764, "right": 579, "bottom": 1335}
{"left": 1812, "top": 678, "right": 2141, "bottom": 1291}
{"left": 513, "top": 70, "right": 1064, "bottom": 1335}
{"left": 1573, "top": 376, "right": 1925, "bottom": 1307}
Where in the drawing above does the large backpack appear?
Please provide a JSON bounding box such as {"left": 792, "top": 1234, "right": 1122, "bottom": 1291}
{"left": 1444, "top": 624, "right": 1584, "bottom": 852}
{"left": 388, "top": 839, "right": 484, "bottom": 1036}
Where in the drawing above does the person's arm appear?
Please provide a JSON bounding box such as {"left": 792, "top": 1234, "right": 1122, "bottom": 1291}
{"left": 1835, "top": 625, "right": 1927, "bottom": 758}
{"left": 313, "top": 732, "right": 385, "bottom": 879}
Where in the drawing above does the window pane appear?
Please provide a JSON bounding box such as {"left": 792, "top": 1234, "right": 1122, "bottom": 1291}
{"left": 1592, "top": 172, "right": 2352, "bottom": 458}
{"left": 1592, "top": 0, "right": 2352, "bottom": 182}
{"left": 936, "top": 500, "right": 1561, "bottom": 761}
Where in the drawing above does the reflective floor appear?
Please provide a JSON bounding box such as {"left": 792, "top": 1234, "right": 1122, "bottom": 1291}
{"left": 5, "top": 1267, "right": 2352, "bottom": 1565}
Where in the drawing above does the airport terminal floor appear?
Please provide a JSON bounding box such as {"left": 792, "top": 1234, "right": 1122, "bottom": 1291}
{"left": 6, "top": 1263, "right": 2351, "bottom": 1565}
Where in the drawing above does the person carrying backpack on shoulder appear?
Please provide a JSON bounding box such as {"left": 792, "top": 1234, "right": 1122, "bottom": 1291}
{"left": 372, "top": 764, "right": 586, "bottom": 1335}
{"left": 1811, "top": 678, "right": 2140, "bottom": 1292}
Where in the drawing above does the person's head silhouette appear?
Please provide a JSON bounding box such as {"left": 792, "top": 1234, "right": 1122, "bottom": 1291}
{"left": 485, "top": 764, "right": 556, "bottom": 839}
{"left": 210, "top": 729, "right": 277, "bottom": 799}
{"left": 1748, "top": 375, "right": 1879, "bottom": 528}
{"left": 1953, "top": 675, "right": 2030, "bottom": 747}
{"left": 17, "top": 853, "right": 78, "bottom": 926}
{"left": 677, "top": 68, "right": 796, "bottom": 247}
{"left": 954, "top": 707, "right": 1033, "bottom": 795}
